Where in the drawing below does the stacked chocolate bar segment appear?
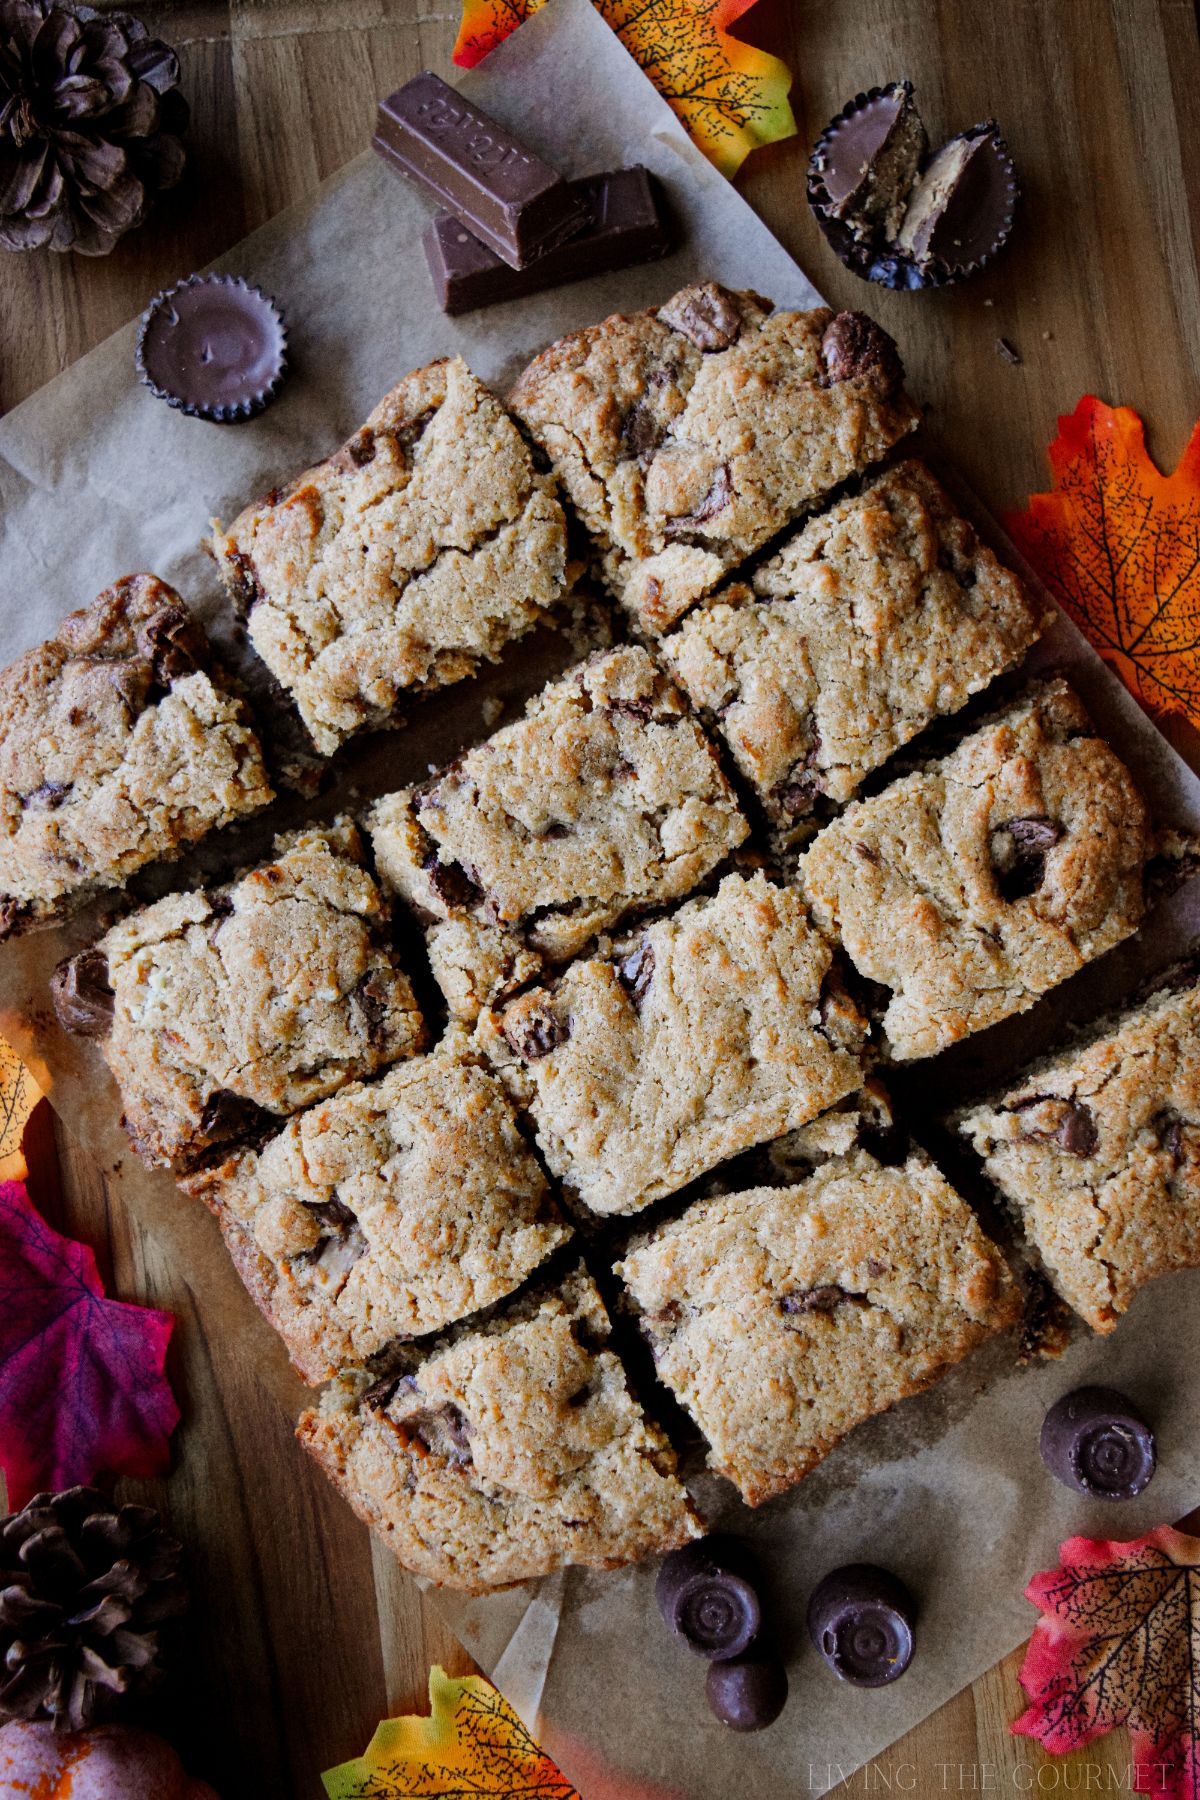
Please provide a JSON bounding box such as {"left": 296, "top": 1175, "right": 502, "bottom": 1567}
{"left": 374, "top": 70, "right": 672, "bottom": 311}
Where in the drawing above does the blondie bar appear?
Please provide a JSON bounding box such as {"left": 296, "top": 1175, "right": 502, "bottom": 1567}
{"left": 799, "top": 680, "right": 1154, "bottom": 1060}
{"left": 509, "top": 282, "right": 919, "bottom": 635}
{"left": 478, "top": 871, "right": 868, "bottom": 1215}
{"left": 662, "top": 461, "right": 1048, "bottom": 833}
{"left": 52, "top": 820, "right": 425, "bottom": 1171}
{"left": 0, "top": 575, "right": 272, "bottom": 936}
{"left": 368, "top": 646, "right": 748, "bottom": 1021}
{"left": 297, "top": 1266, "right": 700, "bottom": 1591}
{"left": 955, "top": 977, "right": 1200, "bottom": 1332}
{"left": 618, "top": 1148, "right": 1019, "bottom": 1505}
{"left": 209, "top": 357, "right": 570, "bottom": 754}
{"left": 186, "top": 1035, "right": 570, "bottom": 1383}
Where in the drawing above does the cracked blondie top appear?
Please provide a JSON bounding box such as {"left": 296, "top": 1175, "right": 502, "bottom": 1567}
{"left": 478, "top": 871, "right": 868, "bottom": 1216}
{"left": 618, "top": 1148, "right": 1019, "bottom": 1505}
{"left": 368, "top": 646, "right": 748, "bottom": 1021}
{"left": 662, "top": 461, "right": 1049, "bottom": 834}
{"left": 209, "top": 356, "right": 571, "bottom": 754}
{"left": 955, "top": 977, "right": 1200, "bottom": 1332}
{"left": 799, "top": 680, "right": 1154, "bottom": 1061}
{"left": 509, "top": 282, "right": 919, "bottom": 636}
{"left": 186, "top": 1034, "right": 570, "bottom": 1384}
{"left": 53, "top": 819, "right": 425, "bottom": 1172}
{"left": 297, "top": 1266, "right": 700, "bottom": 1592}
{"left": 0, "top": 574, "right": 272, "bottom": 937}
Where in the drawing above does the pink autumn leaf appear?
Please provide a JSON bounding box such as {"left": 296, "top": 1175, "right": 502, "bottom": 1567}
{"left": 0, "top": 1180, "right": 179, "bottom": 1508}
{"left": 1014, "top": 1527, "right": 1200, "bottom": 1800}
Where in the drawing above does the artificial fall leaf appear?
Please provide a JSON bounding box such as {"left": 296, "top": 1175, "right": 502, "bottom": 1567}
{"left": 453, "top": 0, "right": 795, "bottom": 176}
{"left": 0, "top": 1180, "right": 179, "bottom": 1510}
{"left": 322, "top": 1665, "right": 580, "bottom": 1800}
{"left": 1006, "top": 395, "right": 1200, "bottom": 733}
{"left": 1013, "top": 1526, "right": 1200, "bottom": 1799}
{"left": 0, "top": 1039, "right": 38, "bottom": 1183}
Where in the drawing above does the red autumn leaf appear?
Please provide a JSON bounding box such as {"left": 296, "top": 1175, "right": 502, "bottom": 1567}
{"left": 0, "top": 1180, "right": 179, "bottom": 1508}
{"left": 1013, "top": 1526, "right": 1200, "bottom": 1800}
{"left": 1006, "top": 395, "right": 1200, "bottom": 733}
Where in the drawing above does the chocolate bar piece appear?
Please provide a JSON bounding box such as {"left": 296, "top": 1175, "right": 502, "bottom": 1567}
{"left": 374, "top": 71, "right": 589, "bottom": 269}
{"left": 424, "top": 167, "right": 672, "bottom": 314}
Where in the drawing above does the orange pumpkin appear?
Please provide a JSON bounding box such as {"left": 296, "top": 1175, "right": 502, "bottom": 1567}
{"left": 0, "top": 1720, "right": 218, "bottom": 1797}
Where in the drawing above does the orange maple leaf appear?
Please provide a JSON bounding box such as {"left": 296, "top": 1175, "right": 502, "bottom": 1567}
{"left": 1006, "top": 395, "right": 1200, "bottom": 732}
{"left": 453, "top": 0, "right": 795, "bottom": 177}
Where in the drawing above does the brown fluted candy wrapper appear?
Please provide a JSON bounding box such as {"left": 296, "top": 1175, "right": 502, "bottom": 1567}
{"left": 136, "top": 275, "right": 289, "bottom": 422}
{"left": 808, "top": 83, "right": 1018, "bottom": 290}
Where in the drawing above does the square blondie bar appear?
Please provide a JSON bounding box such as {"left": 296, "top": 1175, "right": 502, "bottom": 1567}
{"left": 0, "top": 574, "right": 272, "bottom": 936}
{"left": 369, "top": 646, "right": 748, "bottom": 1021}
{"left": 297, "top": 1266, "right": 700, "bottom": 1591}
{"left": 662, "top": 461, "right": 1049, "bottom": 833}
{"left": 798, "top": 680, "right": 1155, "bottom": 1060}
{"left": 209, "top": 357, "right": 571, "bottom": 753}
{"left": 478, "top": 871, "right": 868, "bottom": 1215}
{"left": 53, "top": 819, "right": 425, "bottom": 1172}
{"left": 510, "top": 282, "right": 919, "bottom": 635}
{"left": 186, "top": 1035, "right": 570, "bottom": 1384}
{"left": 955, "top": 976, "right": 1200, "bottom": 1331}
{"left": 618, "top": 1148, "right": 1019, "bottom": 1505}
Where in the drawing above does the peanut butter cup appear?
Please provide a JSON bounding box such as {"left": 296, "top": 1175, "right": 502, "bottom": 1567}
{"left": 137, "top": 274, "right": 288, "bottom": 422}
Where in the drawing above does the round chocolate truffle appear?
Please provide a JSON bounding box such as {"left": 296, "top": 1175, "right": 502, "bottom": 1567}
{"left": 1039, "top": 1387, "right": 1156, "bottom": 1500}
{"left": 706, "top": 1652, "right": 788, "bottom": 1732}
{"left": 807, "top": 1564, "right": 915, "bottom": 1687}
{"left": 136, "top": 274, "right": 288, "bottom": 422}
{"left": 656, "top": 1539, "right": 761, "bottom": 1661}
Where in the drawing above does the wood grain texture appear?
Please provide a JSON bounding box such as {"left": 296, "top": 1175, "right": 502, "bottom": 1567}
{"left": 7, "top": 1, "right": 1200, "bottom": 1791}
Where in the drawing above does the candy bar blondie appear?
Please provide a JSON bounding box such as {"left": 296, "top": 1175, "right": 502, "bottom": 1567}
{"left": 52, "top": 819, "right": 425, "bottom": 1172}
{"left": 368, "top": 645, "right": 748, "bottom": 1021}
{"left": 662, "top": 461, "right": 1049, "bottom": 834}
{"left": 478, "top": 871, "right": 868, "bottom": 1215}
{"left": 799, "top": 679, "right": 1155, "bottom": 1060}
{"left": 0, "top": 574, "right": 272, "bottom": 937}
{"left": 297, "top": 1266, "right": 700, "bottom": 1591}
{"left": 209, "top": 356, "right": 571, "bottom": 754}
{"left": 618, "top": 1148, "right": 1019, "bottom": 1504}
{"left": 186, "top": 1034, "right": 570, "bottom": 1383}
{"left": 509, "top": 281, "right": 920, "bottom": 635}
{"left": 955, "top": 976, "right": 1200, "bottom": 1331}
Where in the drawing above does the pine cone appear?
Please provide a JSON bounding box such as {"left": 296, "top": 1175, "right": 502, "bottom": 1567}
{"left": 0, "top": 1, "right": 188, "bottom": 256}
{"left": 0, "top": 1487, "right": 188, "bottom": 1731}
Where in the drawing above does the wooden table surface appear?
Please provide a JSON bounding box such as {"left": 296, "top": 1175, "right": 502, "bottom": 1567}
{"left": 6, "top": 1, "right": 1200, "bottom": 1793}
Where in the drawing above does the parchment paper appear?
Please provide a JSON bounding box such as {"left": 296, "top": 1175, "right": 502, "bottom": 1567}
{"left": 3, "top": 3, "right": 1200, "bottom": 1794}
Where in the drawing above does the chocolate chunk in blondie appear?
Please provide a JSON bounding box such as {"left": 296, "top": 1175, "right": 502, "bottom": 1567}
{"left": 799, "top": 680, "right": 1155, "bottom": 1060}
{"left": 187, "top": 1034, "right": 569, "bottom": 1382}
{"left": 209, "top": 357, "right": 571, "bottom": 753}
{"left": 479, "top": 871, "right": 868, "bottom": 1215}
{"left": 955, "top": 978, "right": 1200, "bottom": 1331}
{"left": 369, "top": 646, "right": 747, "bottom": 1020}
{"left": 663, "top": 461, "right": 1049, "bottom": 835}
{"left": 618, "top": 1148, "right": 1019, "bottom": 1504}
{"left": 57, "top": 819, "right": 425, "bottom": 1171}
{"left": 297, "top": 1266, "right": 700, "bottom": 1590}
{"left": 1, "top": 574, "right": 272, "bottom": 934}
{"left": 510, "top": 282, "right": 919, "bottom": 635}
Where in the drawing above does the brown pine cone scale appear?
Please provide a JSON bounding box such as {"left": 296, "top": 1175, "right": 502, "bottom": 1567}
{"left": 0, "top": 1, "right": 188, "bottom": 255}
{"left": 0, "top": 1487, "right": 187, "bottom": 1731}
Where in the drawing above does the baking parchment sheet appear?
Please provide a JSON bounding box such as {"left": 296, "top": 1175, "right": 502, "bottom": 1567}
{"left": 3, "top": 2, "right": 1200, "bottom": 1793}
